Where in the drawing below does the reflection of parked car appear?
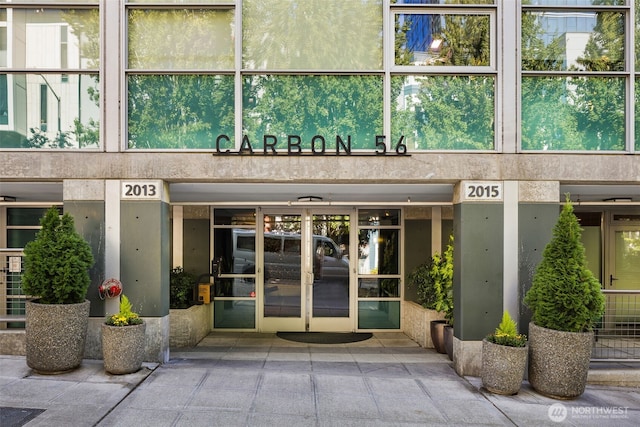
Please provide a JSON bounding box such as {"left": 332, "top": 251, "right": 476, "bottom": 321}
{"left": 232, "top": 230, "right": 349, "bottom": 282}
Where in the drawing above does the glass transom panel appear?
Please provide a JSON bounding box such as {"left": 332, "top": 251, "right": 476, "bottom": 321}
{"left": 243, "top": 0, "right": 383, "bottom": 70}
{"left": 128, "top": 9, "right": 235, "bottom": 70}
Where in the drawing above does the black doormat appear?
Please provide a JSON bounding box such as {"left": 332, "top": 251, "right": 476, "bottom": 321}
{"left": 277, "top": 332, "right": 372, "bottom": 344}
{"left": 0, "top": 407, "right": 45, "bottom": 427}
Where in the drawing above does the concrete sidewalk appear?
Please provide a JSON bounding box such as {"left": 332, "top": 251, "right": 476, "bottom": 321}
{"left": 1, "top": 332, "right": 639, "bottom": 426}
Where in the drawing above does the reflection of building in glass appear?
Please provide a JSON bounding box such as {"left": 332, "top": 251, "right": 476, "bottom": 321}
{"left": 397, "top": 0, "right": 441, "bottom": 65}
{"left": 533, "top": 11, "right": 596, "bottom": 69}
{"left": 0, "top": 10, "right": 98, "bottom": 148}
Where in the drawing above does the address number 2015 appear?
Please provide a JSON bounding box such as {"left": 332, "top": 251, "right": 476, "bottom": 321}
{"left": 121, "top": 182, "right": 161, "bottom": 199}
{"left": 464, "top": 182, "right": 502, "bottom": 201}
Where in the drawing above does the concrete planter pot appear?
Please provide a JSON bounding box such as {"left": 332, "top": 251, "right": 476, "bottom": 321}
{"left": 26, "top": 299, "right": 90, "bottom": 374}
{"left": 528, "top": 322, "right": 594, "bottom": 399}
{"left": 102, "top": 322, "right": 146, "bottom": 375}
{"left": 481, "top": 339, "right": 528, "bottom": 395}
{"left": 430, "top": 320, "right": 448, "bottom": 354}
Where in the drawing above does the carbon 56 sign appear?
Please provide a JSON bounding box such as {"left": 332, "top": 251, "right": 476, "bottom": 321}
{"left": 121, "top": 181, "right": 162, "bottom": 200}
{"left": 463, "top": 182, "right": 503, "bottom": 201}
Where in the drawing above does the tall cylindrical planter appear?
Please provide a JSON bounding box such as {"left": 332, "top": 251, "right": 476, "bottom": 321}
{"left": 481, "top": 339, "right": 528, "bottom": 395}
{"left": 528, "top": 322, "right": 594, "bottom": 399}
{"left": 102, "top": 322, "right": 146, "bottom": 375}
{"left": 26, "top": 299, "right": 90, "bottom": 374}
{"left": 430, "top": 320, "right": 448, "bottom": 354}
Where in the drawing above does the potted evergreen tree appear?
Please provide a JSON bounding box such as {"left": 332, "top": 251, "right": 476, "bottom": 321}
{"left": 102, "top": 294, "right": 146, "bottom": 375}
{"left": 481, "top": 311, "right": 527, "bottom": 395}
{"left": 523, "top": 196, "right": 605, "bottom": 399}
{"left": 22, "top": 207, "right": 95, "bottom": 374}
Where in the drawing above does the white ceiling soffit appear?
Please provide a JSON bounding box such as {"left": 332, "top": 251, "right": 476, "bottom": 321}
{"left": 561, "top": 185, "right": 640, "bottom": 203}
{"left": 169, "top": 183, "right": 454, "bottom": 204}
{"left": 0, "top": 182, "right": 63, "bottom": 203}
{"left": 1, "top": 182, "right": 638, "bottom": 205}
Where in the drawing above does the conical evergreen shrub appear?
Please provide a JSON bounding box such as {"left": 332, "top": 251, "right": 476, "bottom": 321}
{"left": 22, "top": 207, "right": 94, "bottom": 304}
{"left": 524, "top": 196, "right": 604, "bottom": 332}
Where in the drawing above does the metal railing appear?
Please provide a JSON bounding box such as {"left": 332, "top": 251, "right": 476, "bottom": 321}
{"left": 0, "top": 250, "right": 26, "bottom": 328}
{"left": 592, "top": 290, "right": 640, "bottom": 361}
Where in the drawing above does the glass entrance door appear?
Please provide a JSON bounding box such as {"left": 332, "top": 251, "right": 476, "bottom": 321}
{"left": 606, "top": 227, "right": 640, "bottom": 324}
{"left": 259, "top": 210, "right": 353, "bottom": 332}
{"left": 309, "top": 212, "right": 352, "bottom": 331}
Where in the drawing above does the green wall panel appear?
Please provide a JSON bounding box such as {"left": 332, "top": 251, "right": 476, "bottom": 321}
{"left": 183, "top": 218, "right": 211, "bottom": 278}
{"left": 518, "top": 203, "right": 559, "bottom": 334}
{"left": 120, "top": 201, "right": 170, "bottom": 317}
{"left": 65, "top": 201, "right": 105, "bottom": 317}
{"left": 454, "top": 203, "right": 503, "bottom": 341}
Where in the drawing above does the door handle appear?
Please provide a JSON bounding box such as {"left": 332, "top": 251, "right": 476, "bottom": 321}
{"left": 609, "top": 274, "right": 618, "bottom": 287}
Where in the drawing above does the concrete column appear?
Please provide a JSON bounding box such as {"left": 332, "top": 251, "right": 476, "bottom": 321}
{"left": 517, "top": 181, "right": 560, "bottom": 334}
{"left": 452, "top": 181, "right": 504, "bottom": 376}
{"left": 172, "top": 205, "right": 183, "bottom": 268}
{"left": 120, "top": 180, "right": 171, "bottom": 363}
{"left": 503, "top": 181, "right": 519, "bottom": 321}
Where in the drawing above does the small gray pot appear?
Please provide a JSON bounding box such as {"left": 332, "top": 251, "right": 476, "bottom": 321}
{"left": 102, "top": 322, "right": 146, "bottom": 375}
{"left": 481, "top": 338, "right": 528, "bottom": 395}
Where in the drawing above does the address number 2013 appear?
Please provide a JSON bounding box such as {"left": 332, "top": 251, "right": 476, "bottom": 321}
{"left": 464, "top": 182, "right": 502, "bottom": 201}
{"left": 122, "top": 181, "right": 161, "bottom": 199}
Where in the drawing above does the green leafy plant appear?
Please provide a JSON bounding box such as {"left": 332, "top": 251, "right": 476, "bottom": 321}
{"left": 486, "top": 310, "right": 527, "bottom": 347}
{"left": 524, "top": 195, "right": 605, "bottom": 332}
{"left": 408, "top": 259, "right": 438, "bottom": 310}
{"left": 22, "top": 207, "right": 95, "bottom": 304}
{"left": 105, "top": 294, "right": 143, "bottom": 326}
{"left": 408, "top": 234, "right": 454, "bottom": 324}
{"left": 170, "top": 267, "right": 197, "bottom": 309}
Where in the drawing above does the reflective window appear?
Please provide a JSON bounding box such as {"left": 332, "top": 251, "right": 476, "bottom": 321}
{"left": 358, "top": 301, "right": 400, "bottom": 329}
{"left": 7, "top": 208, "right": 51, "bottom": 226}
{"left": 128, "top": 9, "right": 234, "bottom": 70}
{"left": 358, "top": 278, "right": 400, "bottom": 298}
{"left": 1, "top": 7, "right": 100, "bottom": 150}
{"left": 212, "top": 207, "right": 257, "bottom": 328}
{"left": 392, "top": 75, "right": 494, "bottom": 150}
{"left": 524, "top": 1, "right": 623, "bottom": 5}
{"left": 522, "top": 0, "right": 628, "bottom": 152}
{"left": 243, "top": 0, "right": 382, "bottom": 70}
{"left": 356, "top": 207, "right": 401, "bottom": 329}
{"left": 128, "top": 0, "right": 228, "bottom": 3}
{"left": 0, "top": 73, "right": 99, "bottom": 149}
{"left": 127, "top": 74, "right": 234, "bottom": 149}
{"left": 521, "top": 76, "right": 625, "bottom": 151}
{"left": 636, "top": 77, "right": 640, "bottom": 151}
{"left": 214, "top": 209, "right": 256, "bottom": 226}
{"left": 394, "top": 13, "right": 491, "bottom": 67}
{"left": 243, "top": 75, "right": 383, "bottom": 151}
{"left": 214, "top": 300, "right": 255, "bottom": 329}
{"left": 393, "top": 0, "right": 494, "bottom": 4}
{"left": 358, "top": 229, "right": 400, "bottom": 275}
{"left": 358, "top": 209, "right": 400, "bottom": 226}
{"left": 2, "top": 8, "right": 99, "bottom": 69}
{"left": 522, "top": 11, "right": 624, "bottom": 72}
{"left": 0, "top": 1, "right": 98, "bottom": 3}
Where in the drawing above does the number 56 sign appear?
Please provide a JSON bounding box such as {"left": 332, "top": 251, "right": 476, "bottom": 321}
{"left": 462, "top": 181, "right": 503, "bottom": 201}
